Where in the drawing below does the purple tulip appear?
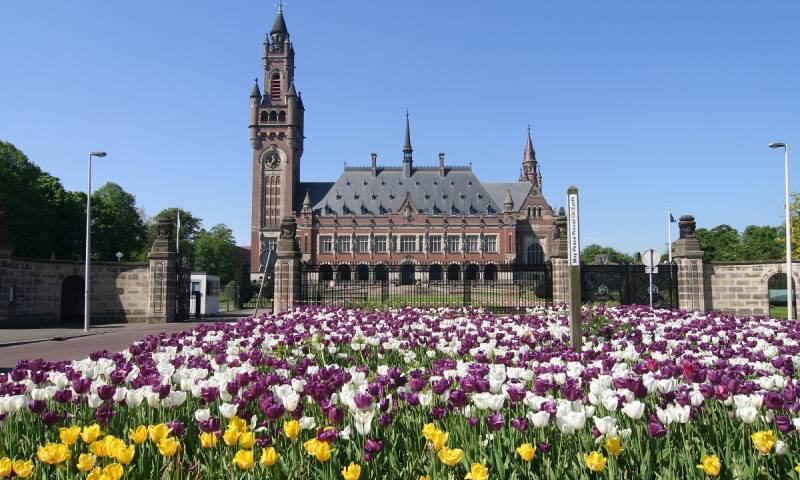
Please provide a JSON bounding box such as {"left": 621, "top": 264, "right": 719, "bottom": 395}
{"left": 28, "top": 400, "right": 46, "bottom": 414}
{"left": 354, "top": 393, "right": 373, "bottom": 410}
{"left": 364, "top": 438, "right": 384, "bottom": 454}
{"left": 96, "top": 404, "right": 115, "bottom": 426}
{"left": 167, "top": 420, "right": 185, "bottom": 437}
{"left": 511, "top": 417, "right": 528, "bottom": 432}
{"left": 487, "top": 412, "right": 504, "bottom": 431}
{"left": 538, "top": 442, "right": 551, "bottom": 454}
{"left": 775, "top": 415, "right": 795, "bottom": 433}
{"left": 647, "top": 415, "right": 667, "bottom": 438}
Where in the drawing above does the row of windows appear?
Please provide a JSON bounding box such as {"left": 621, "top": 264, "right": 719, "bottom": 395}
{"left": 318, "top": 234, "right": 498, "bottom": 254}
{"left": 259, "top": 110, "right": 287, "bottom": 123}
{"left": 527, "top": 206, "right": 544, "bottom": 219}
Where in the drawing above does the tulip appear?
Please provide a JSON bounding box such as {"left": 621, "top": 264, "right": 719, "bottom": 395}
{"left": 11, "top": 460, "right": 33, "bottom": 478}
{"left": 260, "top": 446, "right": 279, "bottom": 467}
{"left": 516, "top": 443, "right": 536, "bottom": 462}
{"left": 284, "top": 419, "right": 301, "bottom": 440}
{"left": 103, "top": 463, "right": 124, "bottom": 480}
{"left": 200, "top": 431, "right": 218, "bottom": 448}
{"left": 77, "top": 453, "right": 97, "bottom": 472}
{"left": 584, "top": 451, "right": 607, "bottom": 472}
{"left": 157, "top": 437, "right": 179, "bottom": 457}
{"left": 437, "top": 447, "right": 464, "bottom": 467}
{"left": 59, "top": 426, "right": 81, "bottom": 445}
{"left": 0, "top": 457, "right": 11, "bottom": 477}
{"left": 129, "top": 425, "right": 148, "bottom": 444}
{"left": 341, "top": 462, "right": 362, "bottom": 480}
{"left": 605, "top": 436, "right": 623, "bottom": 456}
{"left": 465, "top": 463, "right": 489, "bottom": 480}
{"left": 751, "top": 430, "right": 776, "bottom": 455}
{"left": 149, "top": 423, "right": 172, "bottom": 443}
{"left": 696, "top": 455, "right": 721, "bottom": 477}
{"left": 233, "top": 449, "right": 255, "bottom": 470}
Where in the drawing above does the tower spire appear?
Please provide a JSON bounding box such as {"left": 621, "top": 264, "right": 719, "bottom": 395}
{"left": 520, "top": 125, "right": 540, "bottom": 185}
{"left": 270, "top": 4, "right": 289, "bottom": 44}
{"left": 402, "top": 111, "right": 413, "bottom": 177}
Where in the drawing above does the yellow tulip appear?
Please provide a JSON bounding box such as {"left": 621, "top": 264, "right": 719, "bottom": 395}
{"left": 229, "top": 416, "right": 249, "bottom": 433}
{"left": 260, "top": 446, "right": 279, "bottom": 467}
{"left": 430, "top": 430, "right": 448, "bottom": 452}
{"left": 200, "top": 431, "right": 218, "bottom": 448}
{"left": 303, "top": 438, "right": 333, "bottom": 462}
{"left": 149, "top": 423, "right": 172, "bottom": 443}
{"left": 233, "top": 449, "right": 255, "bottom": 470}
{"left": 81, "top": 424, "right": 103, "bottom": 444}
{"left": 86, "top": 467, "right": 102, "bottom": 480}
{"left": 341, "top": 461, "right": 362, "bottom": 480}
{"left": 112, "top": 444, "right": 135, "bottom": 465}
{"left": 12, "top": 460, "right": 34, "bottom": 479}
{"left": 284, "top": 419, "right": 301, "bottom": 440}
{"left": 239, "top": 431, "right": 256, "bottom": 449}
{"left": 796, "top": 463, "right": 800, "bottom": 474}
{"left": 0, "top": 457, "right": 12, "bottom": 477}
{"left": 419, "top": 477, "right": 430, "bottom": 480}
{"left": 36, "top": 443, "right": 71, "bottom": 465}
{"left": 465, "top": 463, "right": 489, "bottom": 480}
{"left": 605, "top": 436, "right": 623, "bottom": 457}
{"left": 77, "top": 453, "right": 97, "bottom": 472}
{"left": 516, "top": 443, "right": 536, "bottom": 462}
{"left": 696, "top": 455, "right": 721, "bottom": 477}
{"left": 751, "top": 430, "right": 777, "bottom": 455}
{"left": 437, "top": 447, "right": 464, "bottom": 467}
{"left": 103, "top": 463, "right": 125, "bottom": 480}
{"left": 89, "top": 440, "right": 107, "bottom": 458}
{"left": 422, "top": 423, "right": 438, "bottom": 441}
{"left": 157, "top": 437, "right": 179, "bottom": 457}
{"left": 584, "top": 451, "right": 607, "bottom": 472}
{"left": 223, "top": 427, "right": 241, "bottom": 446}
{"left": 129, "top": 425, "right": 148, "bottom": 444}
{"left": 59, "top": 426, "right": 81, "bottom": 445}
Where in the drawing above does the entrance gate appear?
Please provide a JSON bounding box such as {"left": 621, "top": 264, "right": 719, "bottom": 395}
{"left": 581, "top": 263, "right": 678, "bottom": 309}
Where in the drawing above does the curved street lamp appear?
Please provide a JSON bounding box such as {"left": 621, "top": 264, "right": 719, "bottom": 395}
{"left": 769, "top": 142, "right": 791, "bottom": 320}
{"left": 85, "top": 151, "right": 107, "bottom": 332}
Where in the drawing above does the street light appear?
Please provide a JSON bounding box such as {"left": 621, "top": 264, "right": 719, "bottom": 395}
{"left": 85, "top": 151, "right": 107, "bottom": 332}
{"left": 769, "top": 142, "right": 792, "bottom": 320}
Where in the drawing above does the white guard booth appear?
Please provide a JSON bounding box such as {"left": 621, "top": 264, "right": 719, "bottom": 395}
{"left": 190, "top": 273, "right": 220, "bottom": 316}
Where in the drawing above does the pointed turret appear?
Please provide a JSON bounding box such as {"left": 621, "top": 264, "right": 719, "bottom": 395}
{"left": 402, "top": 112, "right": 413, "bottom": 178}
{"left": 503, "top": 189, "right": 515, "bottom": 213}
{"left": 302, "top": 190, "right": 312, "bottom": 213}
{"left": 270, "top": 5, "right": 289, "bottom": 44}
{"left": 520, "top": 126, "right": 540, "bottom": 186}
{"left": 287, "top": 81, "right": 297, "bottom": 97}
{"left": 250, "top": 78, "right": 261, "bottom": 99}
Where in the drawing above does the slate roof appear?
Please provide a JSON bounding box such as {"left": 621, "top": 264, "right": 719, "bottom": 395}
{"left": 483, "top": 182, "right": 532, "bottom": 211}
{"left": 309, "top": 167, "right": 507, "bottom": 217}
{"left": 294, "top": 182, "right": 334, "bottom": 213}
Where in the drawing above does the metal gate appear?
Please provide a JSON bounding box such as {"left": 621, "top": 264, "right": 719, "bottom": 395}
{"left": 175, "top": 259, "right": 191, "bottom": 320}
{"left": 300, "top": 262, "right": 552, "bottom": 311}
{"left": 581, "top": 263, "right": 678, "bottom": 309}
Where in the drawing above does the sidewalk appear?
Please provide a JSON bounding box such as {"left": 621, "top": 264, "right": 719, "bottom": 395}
{"left": 0, "top": 319, "right": 243, "bottom": 371}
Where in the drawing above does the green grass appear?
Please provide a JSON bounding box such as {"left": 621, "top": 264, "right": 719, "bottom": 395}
{"left": 770, "top": 305, "right": 788, "bottom": 319}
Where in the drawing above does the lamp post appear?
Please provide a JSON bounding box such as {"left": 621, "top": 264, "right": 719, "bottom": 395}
{"left": 84, "top": 151, "right": 107, "bottom": 332}
{"left": 769, "top": 142, "right": 791, "bottom": 320}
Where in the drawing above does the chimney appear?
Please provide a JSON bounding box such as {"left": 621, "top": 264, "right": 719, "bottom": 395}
{"left": 371, "top": 153, "right": 377, "bottom": 176}
{"left": 439, "top": 153, "right": 445, "bottom": 176}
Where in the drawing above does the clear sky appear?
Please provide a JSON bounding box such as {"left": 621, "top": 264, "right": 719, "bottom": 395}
{"left": 1, "top": 1, "right": 798, "bottom": 255}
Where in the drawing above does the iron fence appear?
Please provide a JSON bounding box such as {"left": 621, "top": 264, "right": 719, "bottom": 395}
{"left": 581, "top": 263, "right": 678, "bottom": 309}
{"left": 299, "top": 262, "right": 552, "bottom": 311}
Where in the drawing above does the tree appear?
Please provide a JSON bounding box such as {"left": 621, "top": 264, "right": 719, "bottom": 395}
{"left": 740, "top": 225, "right": 782, "bottom": 261}
{"left": 0, "top": 141, "right": 85, "bottom": 259}
{"left": 194, "top": 224, "right": 240, "bottom": 284}
{"left": 696, "top": 224, "right": 742, "bottom": 261}
{"left": 581, "top": 244, "right": 634, "bottom": 264}
{"left": 145, "top": 208, "right": 203, "bottom": 264}
{"left": 90, "top": 182, "right": 148, "bottom": 261}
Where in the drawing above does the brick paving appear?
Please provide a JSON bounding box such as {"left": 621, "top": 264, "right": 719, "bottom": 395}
{"left": 0, "top": 319, "right": 242, "bottom": 371}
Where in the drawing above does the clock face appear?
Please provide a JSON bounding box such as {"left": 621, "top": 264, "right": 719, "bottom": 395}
{"left": 266, "top": 152, "right": 281, "bottom": 169}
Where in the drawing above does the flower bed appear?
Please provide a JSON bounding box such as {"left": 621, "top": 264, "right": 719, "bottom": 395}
{"left": 1, "top": 305, "right": 799, "bottom": 479}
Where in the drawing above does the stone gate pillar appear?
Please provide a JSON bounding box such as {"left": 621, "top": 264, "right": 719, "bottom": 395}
{"left": 273, "top": 216, "right": 302, "bottom": 313}
{"left": 147, "top": 217, "right": 177, "bottom": 323}
{"left": 550, "top": 208, "right": 570, "bottom": 304}
{"left": 673, "top": 215, "right": 707, "bottom": 312}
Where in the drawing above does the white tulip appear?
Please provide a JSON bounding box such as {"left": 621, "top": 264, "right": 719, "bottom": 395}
{"left": 621, "top": 400, "right": 645, "bottom": 420}
{"left": 774, "top": 440, "right": 787, "bottom": 456}
{"left": 219, "top": 402, "right": 238, "bottom": 419}
{"left": 125, "top": 389, "right": 144, "bottom": 408}
{"left": 195, "top": 409, "right": 211, "bottom": 422}
{"left": 299, "top": 416, "right": 316, "bottom": 430}
{"left": 526, "top": 410, "right": 550, "bottom": 428}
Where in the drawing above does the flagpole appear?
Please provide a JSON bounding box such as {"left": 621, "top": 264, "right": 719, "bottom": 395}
{"left": 176, "top": 210, "right": 181, "bottom": 255}
{"left": 667, "top": 208, "right": 673, "bottom": 264}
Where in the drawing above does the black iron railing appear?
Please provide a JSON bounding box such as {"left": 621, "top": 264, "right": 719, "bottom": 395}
{"left": 581, "top": 263, "right": 678, "bottom": 309}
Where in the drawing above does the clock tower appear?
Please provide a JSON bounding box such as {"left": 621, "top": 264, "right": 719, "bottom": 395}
{"left": 249, "top": 6, "right": 305, "bottom": 274}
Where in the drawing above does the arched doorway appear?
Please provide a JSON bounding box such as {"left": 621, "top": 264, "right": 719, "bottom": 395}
{"left": 526, "top": 242, "right": 545, "bottom": 265}
{"left": 429, "top": 264, "right": 443, "bottom": 282}
{"left": 447, "top": 264, "right": 461, "bottom": 282}
{"left": 356, "top": 264, "right": 369, "bottom": 282}
{"left": 484, "top": 264, "right": 497, "bottom": 282}
{"left": 465, "top": 264, "right": 479, "bottom": 282}
{"left": 337, "top": 264, "right": 351, "bottom": 282}
{"left": 400, "top": 263, "right": 415, "bottom": 285}
{"left": 320, "top": 265, "right": 333, "bottom": 282}
{"left": 60, "top": 275, "right": 84, "bottom": 323}
{"left": 768, "top": 273, "right": 796, "bottom": 319}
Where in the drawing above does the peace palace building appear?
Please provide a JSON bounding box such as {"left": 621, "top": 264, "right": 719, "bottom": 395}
{"left": 249, "top": 9, "right": 557, "bottom": 280}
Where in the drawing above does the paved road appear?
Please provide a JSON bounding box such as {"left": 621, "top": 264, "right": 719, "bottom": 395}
{"left": 0, "top": 319, "right": 242, "bottom": 371}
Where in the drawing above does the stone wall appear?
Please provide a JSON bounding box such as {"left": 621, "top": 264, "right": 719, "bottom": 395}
{"left": 704, "top": 261, "right": 799, "bottom": 317}
{"left": 0, "top": 256, "right": 151, "bottom": 327}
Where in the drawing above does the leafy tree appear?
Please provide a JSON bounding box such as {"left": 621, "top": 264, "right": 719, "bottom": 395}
{"left": 0, "top": 141, "right": 85, "bottom": 259}
{"left": 740, "top": 225, "right": 782, "bottom": 261}
{"left": 90, "top": 182, "right": 148, "bottom": 261}
{"left": 581, "top": 244, "right": 634, "bottom": 264}
{"left": 145, "top": 208, "right": 203, "bottom": 264}
{"left": 194, "top": 224, "right": 240, "bottom": 284}
{"left": 696, "top": 224, "right": 742, "bottom": 261}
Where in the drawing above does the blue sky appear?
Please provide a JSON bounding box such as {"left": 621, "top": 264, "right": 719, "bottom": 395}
{"left": 1, "top": 1, "right": 798, "bottom": 255}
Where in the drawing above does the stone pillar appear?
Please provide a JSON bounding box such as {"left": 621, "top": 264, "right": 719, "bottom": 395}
{"left": 550, "top": 208, "right": 570, "bottom": 304}
{"left": 673, "top": 215, "right": 707, "bottom": 312}
{"left": 147, "top": 217, "right": 177, "bottom": 323}
{"left": 273, "top": 216, "right": 302, "bottom": 313}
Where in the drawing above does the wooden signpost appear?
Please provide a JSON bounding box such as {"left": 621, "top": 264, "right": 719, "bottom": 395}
{"left": 567, "top": 186, "right": 582, "bottom": 350}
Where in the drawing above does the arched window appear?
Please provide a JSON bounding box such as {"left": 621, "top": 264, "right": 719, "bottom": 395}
{"left": 278, "top": 111, "right": 287, "bottom": 123}
{"left": 374, "top": 264, "right": 388, "bottom": 282}
{"left": 768, "top": 273, "right": 796, "bottom": 319}
{"left": 526, "top": 243, "right": 545, "bottom": 265}
{"left": 269, "top": 111, "right": 278, "bottom": 122}
{"left": 270, "top": 72, "right": 281, "bottom": 99}
{"left": 465, "top": 264, "right": 479, "bottom": 282}
{"left": 356, "top": 264, "right": 369, "bottom": 282}
{"left": 260, "top": 111, "right": 268, "bottom": 123}
{"left": 527, "top": 207, "right": 533, "bottom": 218}
{"left": 400, "top": 263, "right": 415, "bottom": 285}
{"left": 447, "top": 264, "right": 461, "bottom": 282}
{"left": 337, "top": 264, "right": 351, "bottom": 282}
{"left": 484, "top": 264, "right": 497, "bottom": 282}
{"left": 429, "top": 264, "right": 443, "bottom": 282}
